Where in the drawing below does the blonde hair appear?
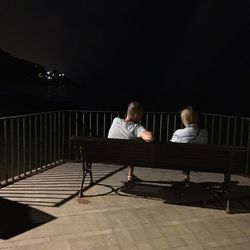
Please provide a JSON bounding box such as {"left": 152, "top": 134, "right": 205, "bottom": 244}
{"left": 180, "top": 106, "right": 199, "bottom": 126}
{"left": 127, "top": 101, "right": 143, "bottom": 116}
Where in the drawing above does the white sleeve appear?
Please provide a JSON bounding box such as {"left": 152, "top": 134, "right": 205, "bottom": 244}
{"left": 170, "top": 131, "right": 179, "bottom": 142}
{"left": 134, "top": 124, "right": 146, "bottom": 138}
{"left": 170, "top": 129, "right": 184, "bottom": 142}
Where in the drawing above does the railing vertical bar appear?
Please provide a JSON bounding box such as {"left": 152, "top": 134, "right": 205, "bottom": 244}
{"left": 152, "top": 113, "right": 156, "bottom": 135}
{"left": 10, "top": 119, "right": 14, "bottom": 181}
{"left": 4, "top": 119, "right": 7, "bottom": 182}
{"left": 89, "top": 112, "right": 92, "bottom": 137}
{"left": 0, "top": 121, "right": 2, "bottom": 182}
{"left": 204, "top": 114, "right": 208, "bottom": 129}
{"left": 166, "top": 114, "right": 170, "bottom": 142}
{"left": 96, "top": 112, "right": 99, "bottom": 136}
{"left": 49, "top": 113, "right": 52, "bottom": 165}
{"left": 245, "top": 120, "right": 250, "bottom": 175}
{"left": 44, "top": 113, "right": 47, "bottom": 167}
{"left": 68, "top": 111, "right": 72, "bottom": 159}
{"left": 146, "top": 114, "right": 149, "bottom": 130}
{"left": 103, "top": 113, "right": 106, "bottom": 138}
{"left": 29, "top": 116, "right": 32, "bottom": 172}
{"left": 82, "top": 112, "right": 85, "bottom": 136}
{"left": 17, "top": 118, "right": 20, "bottom": 177}
{"left": 54, "top": 113, "right": 56, "bottom": 164}
{"left": 139, "top": 114, "right": 142, "bottom": 125}
{"left": 22, "top": 117, "right": 26, "bottom": 175}
{"left": 62, "top": 112, "right": 65, "bottom": 159}
{"left": 226, "top": 117, "right": 230, "bottom": 145}
{"left": 58, "top": 112, "right": 61, "bottom": 160}
{"left": 109, "top": 113, "right": 113, "bottom": 130}
{"left": 39, "top": 114, "right": 42, "bottom": 168}
{"left": 218, "top": 116, "right": 222, "bottom": 145}
{"left": 233, "top": 118, "right": 237, "bottom": 146}
{"left": 211, "top": 115, "right": 214, "bottom": 144}
{"left": 34, "top": 115, "right": 37, "bottom": 171}
{"left": 75, "top": 112, "right": 78, "bottom": 136}
{"left": 159, "top": 114, "right": 163, "bottom": 142}
{"left": 240, "top": 119, "right": 244, "bottom": 146}
{"left": 110, "top": 113, "right": 113, "bottom": 124}
{"left": 173, "top": 113, "right": 177, "bottom": 132}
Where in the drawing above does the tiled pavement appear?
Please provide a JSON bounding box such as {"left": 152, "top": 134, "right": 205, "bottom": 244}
{"left": 1, "top": 163, "right": 250, "bottom": 249}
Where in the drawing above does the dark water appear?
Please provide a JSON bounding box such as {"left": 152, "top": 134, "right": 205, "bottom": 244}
{"left": 0, "top": 83, "right": 249, "bottom": 118}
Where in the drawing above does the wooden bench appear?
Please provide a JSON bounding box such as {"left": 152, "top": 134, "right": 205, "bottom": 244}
{"left": 70, "top": 136, "right": 246, "bottom": 213}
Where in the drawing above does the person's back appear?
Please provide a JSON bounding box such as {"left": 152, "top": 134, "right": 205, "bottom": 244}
{"left": 170, "top": 124, "right": 208, "bottom": 144}
{"left": 108, "top": 117, "right": 145, "bottom": 140}
{"left": 108, "top": 101, "right": 154, "bottom": 182}
{"left": 170, "top": 106, "right": 208, "bottom": 183}
{"left": 170, "top": 106, "right": 208, "bottom": 144}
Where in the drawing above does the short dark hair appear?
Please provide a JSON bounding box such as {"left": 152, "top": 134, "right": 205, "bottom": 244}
{"left": 127, "top": 101, "right": 144, "bottom": 116}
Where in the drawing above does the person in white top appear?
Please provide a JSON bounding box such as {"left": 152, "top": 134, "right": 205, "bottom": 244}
{"left": 170, "top": 106, "right": 208, "bottom": 184}
{"left": 108, "top": 101, "right": 154, "bottom": 182}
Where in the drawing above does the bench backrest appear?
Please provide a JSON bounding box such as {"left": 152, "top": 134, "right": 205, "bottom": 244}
{"left": 71, "top": 136, "right": 246, "bottom": 174}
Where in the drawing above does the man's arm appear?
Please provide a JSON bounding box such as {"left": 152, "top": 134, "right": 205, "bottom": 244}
{"left": 140, "top": 130, "right": 154, "bottom": 142}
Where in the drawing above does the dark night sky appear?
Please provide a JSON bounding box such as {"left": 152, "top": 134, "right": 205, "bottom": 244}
{"left": 0, "top": 0, "right": 250, "bottom": 115}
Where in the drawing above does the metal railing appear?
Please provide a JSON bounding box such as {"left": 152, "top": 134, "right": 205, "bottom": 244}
{"left": 1, "top": 110, "right": 250, "bottom": 187}
{"left": 0, "top": 111, "right": 67, "bottom": 186}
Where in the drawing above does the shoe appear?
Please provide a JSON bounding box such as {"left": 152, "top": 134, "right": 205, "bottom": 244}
{"left": 127, "top": 175, "right": 142, "bottom": 182}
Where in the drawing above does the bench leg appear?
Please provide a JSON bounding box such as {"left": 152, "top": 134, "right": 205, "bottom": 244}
{"left": 79, "top": 161, "right": 93, "bottom": 197}
{"left": 183, "top": 170, "right": 190, "bottom": 186}
{"left": 79, "top": 162, "right": 86, "bottom": 197}
{"left": 224, "top": 173, "right": 232, "bottom": 214}
{"left": 86, "top": 162, "right": 93, "bottom": 184}
{"left": 226, "top": 200, "right": 231, "bottom": 214}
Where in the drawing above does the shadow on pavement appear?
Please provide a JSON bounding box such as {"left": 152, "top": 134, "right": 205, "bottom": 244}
{"left": 118, "top": 180, "right": 250, "bottom": 214}
{"left": 0, "top": 197, "right": 56, "bottom": 239}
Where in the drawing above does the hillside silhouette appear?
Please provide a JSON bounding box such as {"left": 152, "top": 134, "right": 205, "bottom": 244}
{"left": 0, "top": 49, "right": 84, "bottom": 116}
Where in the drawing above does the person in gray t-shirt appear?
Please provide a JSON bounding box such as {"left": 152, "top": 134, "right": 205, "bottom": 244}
{"left": 108, "top": 101, "right": 154, "bottom": 182}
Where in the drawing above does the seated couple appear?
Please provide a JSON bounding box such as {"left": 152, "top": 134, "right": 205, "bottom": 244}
{"left": 107, "top": 101, "right": 208, "bottom": 183}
